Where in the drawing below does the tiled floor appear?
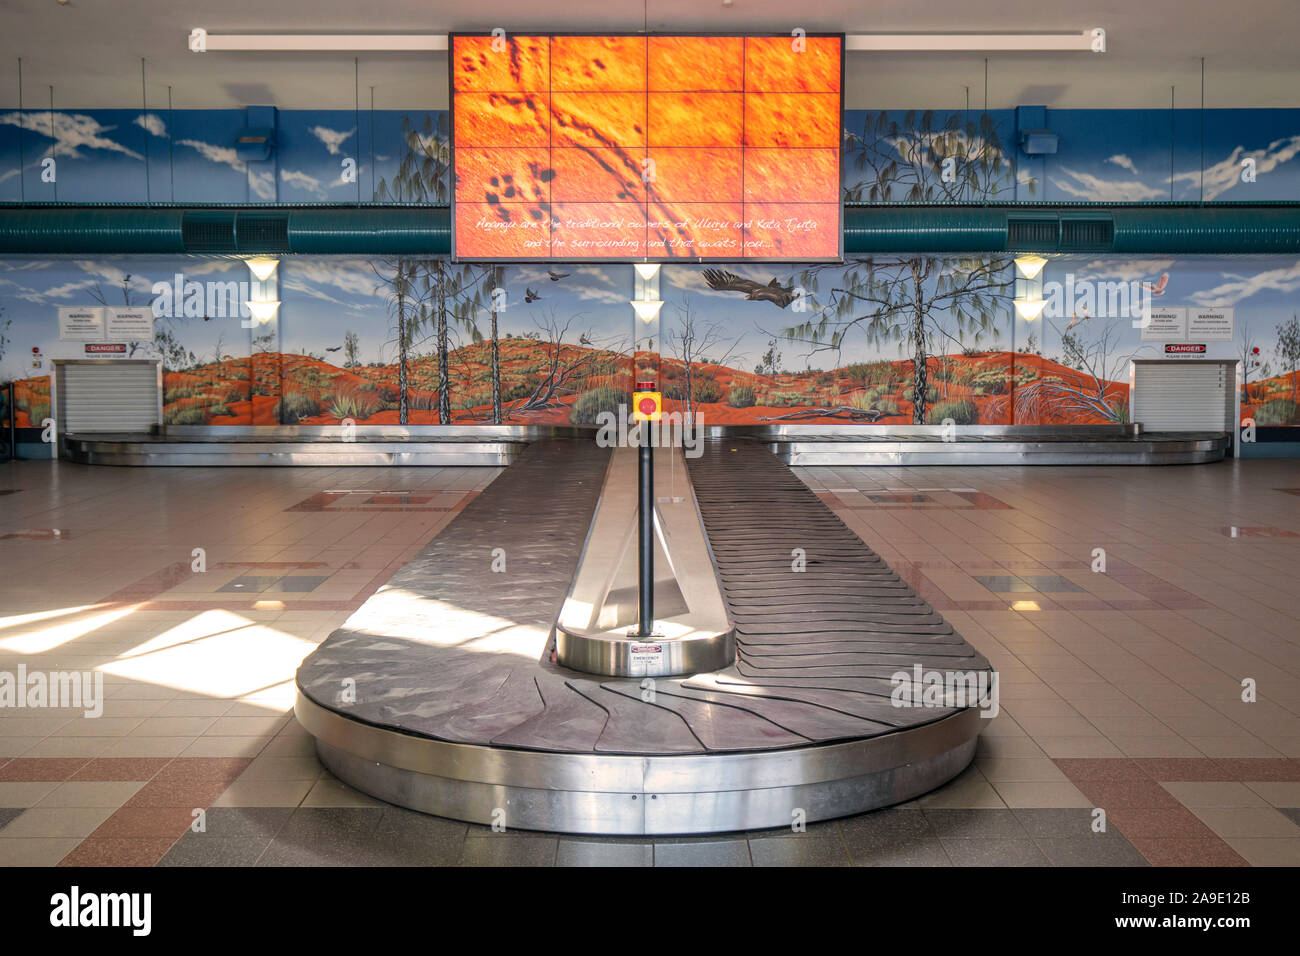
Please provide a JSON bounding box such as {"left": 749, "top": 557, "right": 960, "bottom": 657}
{"left": 2, "top": 455, "right": 1299, "bottom": 866}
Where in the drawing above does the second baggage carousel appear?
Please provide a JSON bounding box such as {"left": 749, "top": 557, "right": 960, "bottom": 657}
{"left": 294, "top": 438, "right": 992, "bottom": 834}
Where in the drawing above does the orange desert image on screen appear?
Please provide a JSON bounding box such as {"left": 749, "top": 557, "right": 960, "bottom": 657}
{"left": 452, "top": 34, "right": 842, "bottom": 260}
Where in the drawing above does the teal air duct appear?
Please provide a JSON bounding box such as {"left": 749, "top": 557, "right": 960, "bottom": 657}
{"left": 842, "top": 204, "right": 1300, "bottom": 254}
{"left": 1109, "top": 206, "right": 1300, "bottom": 254}
{"left": 0, "top": 205, "right": 450, "bottom": 256}
{"left": 2, "top": 203, "right": 1299, "bottom": 256}
{"left": 842, "top": 206, "right": 1008, "bottom": 253}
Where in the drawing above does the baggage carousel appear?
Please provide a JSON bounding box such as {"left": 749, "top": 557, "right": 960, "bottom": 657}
{"left": 294, "top": 438, "right": 993, "bottom": 834}
{"left": 62, "top": 423, "right": 1228, "bottom": 467}
{"left": 760, "top": 424, "right": 1229, "bottom": 466}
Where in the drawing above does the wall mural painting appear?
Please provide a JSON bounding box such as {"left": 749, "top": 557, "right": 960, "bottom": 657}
{"left": 5, "top": 253, "right": 1299, "bottom": 431}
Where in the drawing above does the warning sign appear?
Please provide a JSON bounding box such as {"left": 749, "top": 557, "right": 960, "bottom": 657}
{"left": 1188, "top": 308, "right": 1234, "bottom": 341}
{"left": 628, "top": 641, "right": 665, "bottom": 676}
{"left": 58, "top": 306, "right": 105, "bottom": 341}
{"left": 1140, "top": 307, "right": 1187, "bottom": 341}
{"left": 106, "top": 307, "right": 155, "bottom": 341}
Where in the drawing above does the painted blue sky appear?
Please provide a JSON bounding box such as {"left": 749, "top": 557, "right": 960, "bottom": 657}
{"left": 0, "top": 109, "right": 444, "bottom": 204}
{"left": 1042, "top": 109, "right": 1300, "bottom": 203}
{"left": 1, "top": 107, "right": 1297, "bottom": 205}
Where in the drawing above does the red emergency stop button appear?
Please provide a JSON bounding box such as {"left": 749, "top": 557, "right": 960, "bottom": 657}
{"left": 632, "top": 390, "right": 662, "bottom": 422}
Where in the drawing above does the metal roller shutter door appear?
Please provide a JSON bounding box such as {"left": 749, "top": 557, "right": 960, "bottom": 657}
{"left": 60, "top": 362, "right": 159, "bottom": 433}
{"left": 1133, "top": 362, "right": 1230, "bottom": 432}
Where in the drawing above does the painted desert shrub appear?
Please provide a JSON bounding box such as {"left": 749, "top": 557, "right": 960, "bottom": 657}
{"left": 570, "top": 387, "right": 630, "bottom": 424}
{"left": 728, "top": 384, "right": 757, "bottom": 408}
{"left": 282, "top": 391, "right": 322, "bottom": 423}
{"left": 930, "top": 399, "right": 979, "bottom": 424}
{"left": 1255, "top": 398, "right": 1298, "bottom": 425}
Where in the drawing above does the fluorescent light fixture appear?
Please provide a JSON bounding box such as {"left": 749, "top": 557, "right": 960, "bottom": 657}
{"left": 1014, "top": 298, "right": 1047, "bottom": 321}
{"left": 245, "top": 300, "right": 281, "bottom": 322}
{"left": 190, "top": 28, "right": 447, "bottom": 52}
{"left": 1014, "top": 255, "right": 1048, "bottom": 279}
{"left": 246, "top": 257, "right": 279, "bottom": 281}
{"left": 633, "top": 263, "right": 661, "bottom": 281}
{"left": 190, "top": 29, "right": 1105, "bottom": 55}
{"left": 847, "top": 30, "right": 1105, "bottom": 52}
{"left": 630, "top": 300, "right": 664, "bottom": 322}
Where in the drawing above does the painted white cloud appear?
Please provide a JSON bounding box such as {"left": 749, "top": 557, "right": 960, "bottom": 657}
{"left": 278, "top": 278, "right": 356, "bottom": 310}
{"left": 1050, "top": 167, "right": 1167, "bottom": 202}
{"left": 134, "top": 113, "right": 167, "bottom": 138}
{"left": 0, "top": 110, "right": 142, "bottom": 161}
{"left": 512, "top": 264, "right": 631, "bottom": 305}
{"left": 176, "top": 138, "right": 245, "bottom": 172}
{"left": 1072, "top": 258, "right": 1176, "bottom": 283}
{"left": 512, "top": 266, "right": 554, "bottom": 285}
{"left": 166, "top": 259, "right": 241, "bottom": 277}
{"left": 1105, "top": 154, "right": 1139, "bottom": 174}
{"left": 249, "top": 170, "right": 275, "bottom": 201}
{"left": 72, "top": 259, "right": 158, "bottom": 294}
{"left": 280, "top": 168, "right": 326, "bottom": 198}
{"left": 1172, "top": 135, "right": 1300, "bottom": 201}
{"left": 174, "top": 139, "right": 279, "bottom": 201}
{"left": 310, "top": 125, "right": 355, "bottom": 156}
{"left": 1189, "top": 259, "right": 1300, "bottom": 307}
{"left": 30, "top": 278, "right": 100, "bottom": 300}
{"left": 0, "top": 261, "right": 150, "bottom": 305}
{"left": 0, "top": 260, "right": 242, "bottom": 306}
{"left": 280, "top": 259, "right": 387, "bottom": 306}
{"left": 0, "top": 276, "right": 71, "bottom": 304}
{"left": 568, "top": 287, "right": 631, "bottom": 305}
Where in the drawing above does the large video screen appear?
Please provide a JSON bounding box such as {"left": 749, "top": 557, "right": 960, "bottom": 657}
{"left": 451, "top": 34, "right": 842, "bottom": 261}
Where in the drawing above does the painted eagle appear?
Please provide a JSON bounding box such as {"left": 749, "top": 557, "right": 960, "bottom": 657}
{"left": 702, "top": 269, "right": 797, "bottom": 308}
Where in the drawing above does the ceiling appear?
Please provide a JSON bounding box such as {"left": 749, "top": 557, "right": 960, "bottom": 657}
{"left": 1, "top": 0, "right": 1298, "bottom": 109}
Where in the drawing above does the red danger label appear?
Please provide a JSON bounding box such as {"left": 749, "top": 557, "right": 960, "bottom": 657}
{"left": 85, "top": 343, "right": 127, "bottom": 354}
{"left": 1165, "top": 343, "right": 1206, "bottom": 354}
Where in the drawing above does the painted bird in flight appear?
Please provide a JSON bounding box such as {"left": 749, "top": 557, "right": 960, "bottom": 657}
{"left": 702, "top": 268, "right": 797, "bottom": 308}
{"left": 1140, "top": 273, "right": 1170, "bottom": 296}
{"left": 548, "top": 269, "right": 569, "bottom": 281}
{"left": 524, "top": 288, "right": 541, "bottom": 303}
